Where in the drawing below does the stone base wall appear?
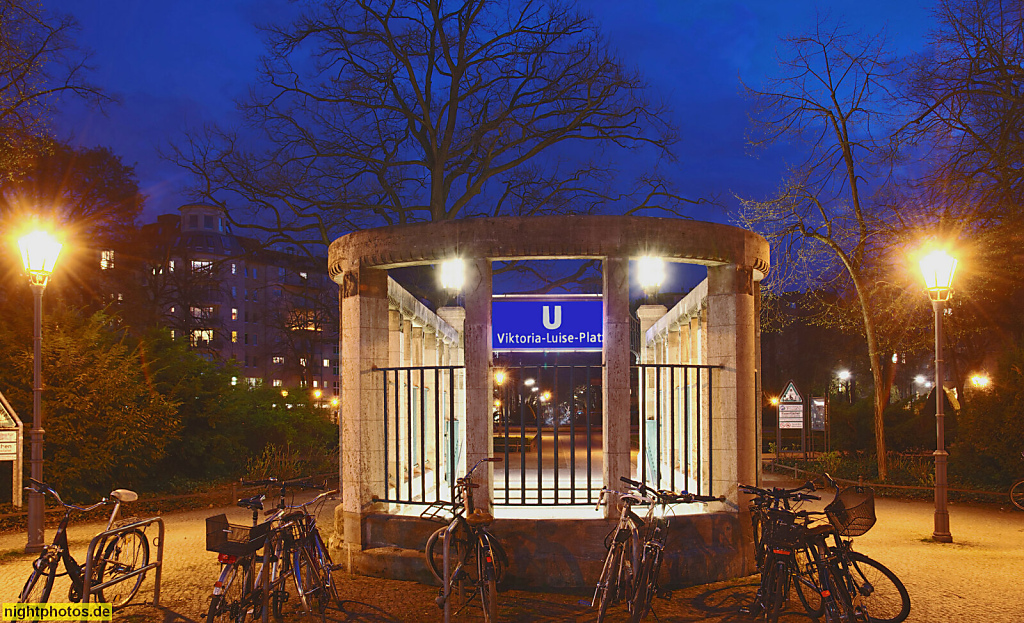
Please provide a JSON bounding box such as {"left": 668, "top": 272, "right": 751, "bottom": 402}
{"left": 334, "top": 512, "right": 755, "bottom": 591}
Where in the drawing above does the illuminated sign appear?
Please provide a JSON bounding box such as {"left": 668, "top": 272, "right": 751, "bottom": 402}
{"left": 492, "top": 298, "right": 603, "bottom": 351}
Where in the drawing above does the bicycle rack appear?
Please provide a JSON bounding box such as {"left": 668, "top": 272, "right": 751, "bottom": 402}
{"left": 441, "top": 519, "right": 459, "bottom": 623}
{"left": 80, "top": 516, "right": 165, "bottom": 607}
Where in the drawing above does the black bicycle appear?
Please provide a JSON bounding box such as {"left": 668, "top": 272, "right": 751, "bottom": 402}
{"left": 20, "top": 478, "right": 150, "bottom": 609}
{"left": 592, "top": 478, "right": 645, "bottom": 622}
{"left": 625, "top": 478, "right": 722, "bottom": 622}
{"left": 423, "top": 457, "right": 507, "bottom": 622}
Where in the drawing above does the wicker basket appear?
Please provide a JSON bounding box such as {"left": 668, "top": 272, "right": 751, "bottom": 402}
{"left": 205, "top": 514, "right": 271, "bottom": 556}
{"left": 825, "top": 486, "right": 876, "bottom": 536}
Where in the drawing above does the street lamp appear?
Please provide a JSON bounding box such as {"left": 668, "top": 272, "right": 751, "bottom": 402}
{"left": 636, "top": 256, "right": 665, "bottom": 296}
{"left": 18, "top": 230, "right": 63, "bottom": 553}
{"left": 919, "top": 248, "right": 957, "bottom": 543}
{"left": 439, "top": 258, "right": 465, "bottom": 291}
{"left": 837, "top": 369, "right": 852, "bottom": 404}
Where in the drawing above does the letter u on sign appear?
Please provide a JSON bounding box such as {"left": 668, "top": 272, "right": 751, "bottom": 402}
{"left": 542, "top": 305, "right": 562, "bottom": 330}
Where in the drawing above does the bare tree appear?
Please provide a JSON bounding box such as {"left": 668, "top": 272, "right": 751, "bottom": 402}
{"left": 0, "top": 0, "right": 108, "bottom": 177}
{"left": 171, "top": 0, "right": 685, "bottom": 255}
{"left": 738, "top": 18, "right": 905, "bottom": 479}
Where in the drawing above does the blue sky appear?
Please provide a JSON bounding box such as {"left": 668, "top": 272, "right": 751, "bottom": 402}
{"left": 45, "top": 0, "right": 936, "bottom": 229}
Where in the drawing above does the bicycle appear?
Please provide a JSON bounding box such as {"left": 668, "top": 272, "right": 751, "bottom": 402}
{"left": 205, "top": 477, "right": 340, "bottom": 623}
{"left": 19, "top": 478, "right": 150, "bottom": 609}
{"left": 591, "top": 478, "right": 646, "bottom": 622}
{"left": 423, "top": 457, "right": 507, "bottom": 622}
{"left": 625, "top": 478, "right": 722, "bottom": 622}
{"left": 739, "top": 481, "right": 832, "bottom": 622}
{"left": 1009, "top": 451, "right": 1024, "bottom": 510}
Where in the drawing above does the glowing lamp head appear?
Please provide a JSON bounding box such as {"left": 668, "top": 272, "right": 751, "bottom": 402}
{"left": 919, "top": 249, "right": 957, "bottom": 301}
{"left": 837, "top": 369, "right": 851, "bottom": 381}
{"left": 281, "top": 389, "right": 289, "bottom": 397}
{"left": 970, "top": 374, "right": 990, "bottom": 389}
{"left": 440, "top": 258, "right": 465, "bottom": 291}
{"left": 330, "top": 397, "right": 340, "bottom": 407}
{"left": 313, "top": 389, "right": 322, "bottom": 399}
{"left": 636, "top": 256, "right": 665, "bottom": 294}
{"left": 494, "top": 370, "right": 506, "bottom": 386}
{"left": 19, "top": 230, "right": 63, "bottom": 285}
{"left": 769, "top": 396, "right": 780, "bottom": 406}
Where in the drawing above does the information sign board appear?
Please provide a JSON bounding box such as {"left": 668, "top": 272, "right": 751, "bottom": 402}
{"left": 492, "top": 297, "right": 603, "bottom": 352}
{"left": 810, "top": 397, "right": 826, "bottom": 431}
{"left": 778, "top": 403, "right": 804, "bottom": 429}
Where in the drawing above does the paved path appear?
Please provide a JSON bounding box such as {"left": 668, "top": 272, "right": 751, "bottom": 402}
{"left": 0, "top": 484, "right": 1021, "bottom": 621}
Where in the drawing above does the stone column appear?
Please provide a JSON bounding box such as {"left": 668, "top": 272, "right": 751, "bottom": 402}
{"left": 463, "top": 259, "right": 494, "bottom": 510}
{"left": 637, "top": 305, "right": 666, "bottom": 485}
{"left": 337, "top": 264, "right": 388, "bottom": 560}
{"left": 602, "top": 257, "right": 631, "bottom": 518}
{"left": 706, "top": 264, "right": 757, "bottom": 503}
{"left": 438, "top": 307, "right": 466, "bottom": 485}
{"left": 667, "top": 327, "right": 682, "bottom": 478}
{"left": 424, "top": 329, "right": 439, "bottom": 482}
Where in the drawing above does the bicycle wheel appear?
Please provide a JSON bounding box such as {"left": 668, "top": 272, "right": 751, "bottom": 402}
{"left": 480, "top": 561, "right": 498, "bottom": 623}
{"left": 425, "top": 522, "right": 472, "bottom": 582}
{"left": 262, "top": 531, "right": 289, "bottom": 621}
{"left": 1010, "top": 480, "right": 1024, "bottom": 511}
{"left": 793, "top": 544, "right": 825, "bottom": 618}
{"left": 207, "top": 561, "right": 250, "bottom": 623}
{"left": 310, "top": 530, "right": 341, "bottom": 607}
{"left": 845, "top": 552, "right": 911, "bottom": 623}
{"left": 763, "top": 561, "right": 787, "bottom": 623}
{"left": 593, "top": 542, "right": 622, "bottom": 622}
{"left": 628, "top": 548, "right": 660, "bottom": 623}
{"left": 97, "top": 528, "right": 150, "bottom": 608}
{"left": 292, "top": 542, "right": 326, "bottom": 619}
{"left": 20, "top": 555, "right": 56, "bottom": 603}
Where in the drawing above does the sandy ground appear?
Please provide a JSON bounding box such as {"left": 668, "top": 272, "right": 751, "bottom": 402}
{"left": 0, "top": 483, "right": 1021, "bottom": 622}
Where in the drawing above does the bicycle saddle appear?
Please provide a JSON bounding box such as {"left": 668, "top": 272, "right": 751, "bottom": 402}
{"left": 110, "top": 489, "right": 138, "bottom": 502}
{"left": 465, "top": 508, "right": 494, "bottom": 526}
{"left": 620, "top": 493, "right": 646, "bottom": 505}
{"left": 237, "top": 494, "right": 265, "bottom": 510}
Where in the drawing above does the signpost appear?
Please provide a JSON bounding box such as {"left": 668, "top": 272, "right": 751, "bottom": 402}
{"left": 776, "top": 381, "right": 804, "bottom": 459}
{"left": 0, "top": 390, "right": 23, "bottom": 507}
{"left": 810, "top": 396, "right": 827, "bottom": 453}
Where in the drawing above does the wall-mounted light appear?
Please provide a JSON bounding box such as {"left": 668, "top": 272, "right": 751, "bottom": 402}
{"left": 440, "top": 258, "right": 465, "bottom": 291}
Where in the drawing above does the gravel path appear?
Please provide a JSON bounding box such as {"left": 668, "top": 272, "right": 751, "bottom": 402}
{"left": 0, "top": 485, "right": 1021, "bottom": 621}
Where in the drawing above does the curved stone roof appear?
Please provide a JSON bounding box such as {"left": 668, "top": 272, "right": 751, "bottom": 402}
{"left": 328, "top": 215, "right": 769, "bottom": 280}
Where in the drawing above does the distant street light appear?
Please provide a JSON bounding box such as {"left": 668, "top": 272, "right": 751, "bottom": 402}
{"left": 18, "top": 230, "right": 63, "bottom": 553}
{"left": 836, "top": 369, "right": 852, "bottom": 404}
{"left": 919, "top": 248, "right": 957, "bottom": 543}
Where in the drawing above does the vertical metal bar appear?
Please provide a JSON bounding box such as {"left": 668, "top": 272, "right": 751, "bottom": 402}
{"left": 707, "top": 368, "right": 714, "bottom": 498}
{"left": 639, "top": 366, "right": 645, "bottom": 484}
{"left": 586, "top": 365, "right": 593, "bottom": 503}
{"left": 407, "top": 368, "right": 413, "bottom": 502}
{"left": 420, "top": 368, "right": 426, "bottom": 501}
{"left": 670, "top": 366, "right": 676, "bottom": 492}
{"left": 536, "top": 365, "right": 542, "bottom": 504}
{"left": 684, "top": 367, "right": 690, "bottom": 490}
{"left": 569, "top": 365, "right": 576, "bottom": 504}
{"left": 449, "top": 370, "right": 456, "bottom": 501}
{"left": 553, "top": 364, "right": 559, "bottom": 505}
{"left": 696, "top": 367, "right": 703, "bottom": 496}
{"left": 503, "top": 371, "right": 510, "bottom": 505}
{"left": 519, "top": 364, "right": 526, "bottom": 505}
{"left": 434, "top": 368, "right": 441, "bottom": 502}
{"left": 656, "top": 365, "right": 662, "bottom": 489}
{"left": 383, "top": 369, "right": 390, "bottom": 501}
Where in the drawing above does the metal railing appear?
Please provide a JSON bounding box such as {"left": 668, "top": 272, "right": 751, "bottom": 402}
{"left": 635, "top": 363, "right": 717, "bottom": 496}
{"left": 377, "top": 365, "right": 463, "bottom": 505}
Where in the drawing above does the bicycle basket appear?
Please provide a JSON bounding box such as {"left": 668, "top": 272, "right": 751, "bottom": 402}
{"left": 205, "top": 514, "right": 271, "bottom": 556}
{"left": 825, "top": 485, "right": 876, "bottom": 536}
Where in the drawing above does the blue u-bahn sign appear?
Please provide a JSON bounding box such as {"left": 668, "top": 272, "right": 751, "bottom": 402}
{"left": 492, "top": 297, "right": 603, "bottom": 351}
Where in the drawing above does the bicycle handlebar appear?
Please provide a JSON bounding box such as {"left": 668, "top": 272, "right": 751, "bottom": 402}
{"left": 25, "top": 477, "right": 109, "bottom": 513}
{"left": 739, "top": 481, "right": 820, "bottom": 503}
{"left": 618, "top": 477, "right": 724, "bottom": 505}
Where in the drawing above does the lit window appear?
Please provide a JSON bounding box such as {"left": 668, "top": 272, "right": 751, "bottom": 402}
{"left": 170, "top": 306, "right": 176, "bottom": 314}
{"left": 300, "top": 358, "right": 307, "bottom": 367}
{"left": 190, "top": 329, "right": 213, "bottom": 346}
{"left": 272, "top": 379, "right": 282, "bottom": 387}
{"left": 323, "top": 358, "right": 330, "bottom": 368}
{"left": 231, "top": 263, "right": 237, "bottom": 275}
{"left": 100, "top": 249, "right": 114, "bottom": 270}
{"left": 117, "top": 293, "right": 123, "bottom": 301}
{"left": 231, "top": 308, "right": 238, "bottom": 321}
{"left": 231, "top": 376, "right": 238, "bottom": 386}
{"left": 246, "top": 378, "right": 260, "bottom": 387}
{"left": 168, "top": 260, "right": 175, "bottom": 272}
{"left": 192, "top": 260, "right": 213, "bottom": 272}
{"left": 313, "top": 380, "right": 319, "bottom": 388}
{"left": 299, "top": 271, "right": 307, "bottom": 280}
{"left": 272, "top": 356, "right": 284, "bottom": 364}
{"left": 231, "top": 331, "right": 238, "bottom": 343}
{"left": 170, "top": 330, "right": 176, "bottom": 340}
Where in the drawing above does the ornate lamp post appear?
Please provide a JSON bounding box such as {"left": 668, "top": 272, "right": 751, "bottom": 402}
{"left": 919, "top": 249, "right": 957, "bottom": 543}
{"left": 636, "top": 256, "right": 665, "bottom": 298}
{"left": 18, "top": 230, "right": 63, "bottom": 553}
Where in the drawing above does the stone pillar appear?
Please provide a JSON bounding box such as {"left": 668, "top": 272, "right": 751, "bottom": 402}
{"left": 463, "top": 259, "right": 494, "bottom": 510}
{"left": 424, "top": 329, "right": 439, "bottom": 479}
{"left": 753, "top": 278, "right": 763, "bottom": 487}
{"left": 337, "top": 264, "right": 388, "bottom": 558}
{"left": 438, "top": 307, "right": 466, "bottom": 484}
{"left": 637, "top": 305, "right": 666, "bottom": 485}
{"left": 602, "top": 257, "right": 631, "bottom": 518}
{"left": 667, "top": 327, "right": 682, "bottom": 477}
{"left": 706, "top": 264, "right": 757, "bottom": 503}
